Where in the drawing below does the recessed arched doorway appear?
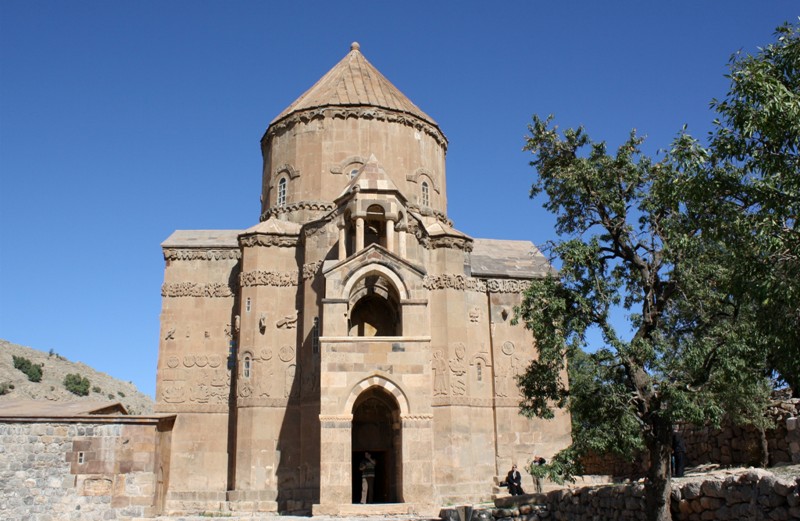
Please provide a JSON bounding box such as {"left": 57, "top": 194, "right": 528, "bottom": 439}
{"left": 351, "top": 387, "right": 402, "bottom": 504}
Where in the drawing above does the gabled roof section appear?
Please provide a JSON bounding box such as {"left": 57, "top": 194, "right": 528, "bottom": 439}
{"left": 240, "top": 218, "right": 301, "bottom": 236}
{"left": 271, "top": 42, "right": 437, "bottom": 127}
{"left": 337, "top": 154, "right": 404, "bottom": 200}
{"left": 470, "top": 239, "right": 555, "bottom": 279}
{"left": 0, "top": 399, "right": 129, "bottom": 417}
{"left": 322, "top": 242, "right": 426, "bottom": 279}
{"left": 161, "top": 230, "right": 241, "bottom": 249}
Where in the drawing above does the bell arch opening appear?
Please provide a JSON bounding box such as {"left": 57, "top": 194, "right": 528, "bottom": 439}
{"left": 351, "top": 387, "right": 403, "bottom": 504}
{"left": 348, "top": 274, "right": 401, "bottom": 337}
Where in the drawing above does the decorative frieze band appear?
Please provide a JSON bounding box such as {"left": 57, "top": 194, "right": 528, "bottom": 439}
{"left": 426, "top": 237, "right": 473, "bottom": 252}
{"left": 423, "top": 275, "right": 532, "bottom": 294}
{"left": 163, "top": 249, "right": 241, "bottom": 261}
{"left": 319, "top": 414, "right": 353, "bottom": 423}
{"left": 267, "top": 107, "right": 448, "bottom": 150}
{"left": 239, "top": 235, "right": 298, "bottom": 248}
{"left": 239, "top": 270, "right": 299, "bottom": 288}
{"left": 162, "top": 282, "right": 234, "bottom": 298}
{"left": 401, "top": 414, "right": 434, "bottom": 422}
{"left": 260, "top": 201, "right": 336, "bottom": 222}
{"left": 302, "top": 260, "right": 324, "bottom": 281}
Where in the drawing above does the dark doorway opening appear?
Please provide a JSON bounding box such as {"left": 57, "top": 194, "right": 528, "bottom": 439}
{"left": 351, "top": 388, "right": 402, "bottom": 503}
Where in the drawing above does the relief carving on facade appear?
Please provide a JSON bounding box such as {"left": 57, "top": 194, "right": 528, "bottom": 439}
{"left": 279, "top": 345, "right": 295, "bottom": 362}
{"left": 240, "top": 270, "right": 299, "bottom": 288}
{"left": 495, "top": 341, "right": 521, "bottom": 398}
{"left": 432, "top": 350, "right": 448, "bottom": 396}
{"left": 422, "top": 275, "right": 532, "bottom": 294}
{"left": 276, "top": 311, "right": 299, "bottom": 329}
{"left": 302, "top": 260, "right": 324, "bottom": 281}
{"left": 259, "top": 313, "right": 267, "bottom": 334}
{"left": 285, "top": 364, "right": 298, "bottom": 398}
{"left": 238, "top": 234, "right": 299, "bottom": 248}
{"left": 162, "top": 282, "right": 234, "bottom": 298}
{"left": 259, "top": 201, "right": 336, "bottom": 222}
{"left": 163, "top": 249, "right": 241, "bottom": 261}
{"left": 164, "top": 328, "right": 175, "bottom": 340}
{"left": 267, "top": 106, "right": 447, "bottom": 148}
{"left": 469, "top": 307, "right": 480, "bottom": 323}
{"left": 448, "top": 343, "right": 467, "bottom": 396}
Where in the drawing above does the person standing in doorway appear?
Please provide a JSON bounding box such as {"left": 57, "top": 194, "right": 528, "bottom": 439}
{"left": 359, "top": 452, "right": 376, "bottom": 504}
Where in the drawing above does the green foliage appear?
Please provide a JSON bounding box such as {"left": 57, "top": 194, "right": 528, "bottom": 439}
{"left": 12, "top": 355, "right": 43, "bottom": 382}
{"left": 0, "top": 382, "right": 12, "bottom": 395}
{"left": 516, "top": 23, "right": 798, "bottom": 519}
{"left": 672, "top": 21, "right": 800, "bottom": 396}
{"left": 63, "top": 373, "right": 90, "bottom": 396}
{"left": 108, "top": 393, "right": 114, "bottom": 400}
{"left": 117, "top": 391, "right": 125, "bottom": 398}
{"left": 92, "top": 386, "right": 102, "bottom": 393}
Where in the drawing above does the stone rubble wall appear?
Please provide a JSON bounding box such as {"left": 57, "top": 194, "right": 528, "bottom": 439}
{"left": 485, "top": 469, "right": 799, "bottom": 521}
{"left": 0, "top": 420, "right": 166, "bottom": 521}
{"left": 681, "top": 398, "right": 800, "bottom": 467}
{"left": 581, "top": 397, "right": 800, "bottom": 475}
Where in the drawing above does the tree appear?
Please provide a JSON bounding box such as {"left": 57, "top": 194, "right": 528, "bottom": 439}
{"left": 672, "top": 21, "right": 800, "bottom": 396}
{"left": 12, "top": 355, "right": 43, "bottom": 382}
{"left": 518, "top": 115, "right": 772, "bottom": 521}
{"left": 63, "top": 373, "right": 90, "bottom": 396}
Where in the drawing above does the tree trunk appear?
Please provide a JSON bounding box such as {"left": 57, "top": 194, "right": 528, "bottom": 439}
{"left": 758, "top": 425, "right": 769, "bottom": 468}
{"left": 645, "top": 421, "right": 673, "bottom": 521}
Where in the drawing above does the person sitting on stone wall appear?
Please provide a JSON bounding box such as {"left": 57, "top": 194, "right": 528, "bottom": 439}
{"left": 506, "top": 464, "right": 524, "bottom": 496}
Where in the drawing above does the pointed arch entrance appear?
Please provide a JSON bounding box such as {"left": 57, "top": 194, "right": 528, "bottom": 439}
{"left": 350, "top": 386, "right": 403, "bottom": 504}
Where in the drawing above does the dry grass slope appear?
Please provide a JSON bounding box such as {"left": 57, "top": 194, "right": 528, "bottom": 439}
{"left": 0, "top": 339, "right": 154, "bottom": 414}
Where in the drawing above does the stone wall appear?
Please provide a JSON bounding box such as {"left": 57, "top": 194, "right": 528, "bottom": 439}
{"left": 681, "top": 398, "right": 800, "bottom": 467}
{"left": 0, "top": 416, "right": 174, "bottom": 521}
{"left": 581, "top": 396, "right": 800, "bottom": 476}
{"left": 486, "top": 468, "right": 799, "bottom": 521}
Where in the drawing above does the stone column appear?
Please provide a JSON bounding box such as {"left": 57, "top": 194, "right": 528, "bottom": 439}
{"left": 355, "top": 217, "right": 364, "bottom": 252}
{"left": 386, "top": 219, "right": 395, "bottom": 253}
{"left": 338, "top": 223, "right": 347, "bottom": 260}
{"left": 399, "top": 225, "right": 407, "bottom": 258}
{"left": 314, "top": 415, "right": 353, "bottom": 515}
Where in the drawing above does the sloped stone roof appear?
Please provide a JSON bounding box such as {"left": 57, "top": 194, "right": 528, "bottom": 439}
{"left": 470, "top": 239, "right": 554, "bottom": 278}
{"left": 271, "top": 42, "right": 437, "bottom": 127}
{"left": 161, "top": 230, "right": 241, "bottom": 248}
{"left": 0, "top": 399, "right": 128, "bottom": 417}
{"left": 338, "top": 154, "right": 403, "bottom": 199}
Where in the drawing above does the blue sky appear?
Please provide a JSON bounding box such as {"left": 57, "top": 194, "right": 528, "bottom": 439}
{"left": 1, "top": 1, "right": 796, "bottom": 399}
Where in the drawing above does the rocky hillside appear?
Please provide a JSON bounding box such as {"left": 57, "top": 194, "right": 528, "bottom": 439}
{"left": 0, "top": 339, "right": 154, "bottom": 414}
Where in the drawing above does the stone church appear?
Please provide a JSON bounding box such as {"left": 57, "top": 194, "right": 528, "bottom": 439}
{"left": 156, "top": 43, "right": 571, "bottom": 515}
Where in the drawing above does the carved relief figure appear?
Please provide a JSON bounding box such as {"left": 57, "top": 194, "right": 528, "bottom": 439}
{"left": 257, "top": 362, "right": 273, "bottom": 397}
{"left": 163, "top": 381, "right": 187, "bottom": 403}
{"left": 432, "top": 350, "right": 448, "bottom": 396}
{"left": 449, "top": 343, "right": 467, "bottom": 396}
{"left": 259, "top": 313, "right": 267, "bottom": 334}
{"left": 469, "top": 307, "right": 480, "bottom": 323}
{"left": 495, "top": 341, "right": 519, "bottom": 398}
{"left": 165, "top": 328, "right": 175, "bottom": 340}
{"left": 285, "top": 364, "right": 297, "bottom": 397}
{"left": 276, "top": 311, "right": 299, "bottom": 329}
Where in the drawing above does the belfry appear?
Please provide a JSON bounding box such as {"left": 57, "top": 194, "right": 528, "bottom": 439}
{"left": 156, "top": 43, "right": 571, "bottom": 515}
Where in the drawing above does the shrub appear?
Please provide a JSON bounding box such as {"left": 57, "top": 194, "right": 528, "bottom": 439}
{"left": 12, "top": 355, "right": 43, "bottom": 382}
{"left": 117, "top": 391, "right": 125, "bottom": 398}
{"left": 63, "top": 373, "right": 90, "bottom": 396}
{"left": 0, "top": 382, "right": 11, "bottom": 395}
{"left": 108, "top": 393, "right": 114, "bottom": 400}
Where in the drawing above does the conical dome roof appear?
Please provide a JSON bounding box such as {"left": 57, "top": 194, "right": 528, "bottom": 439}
{"left": 270, "top": 42, "right": 438, "bottom": 127}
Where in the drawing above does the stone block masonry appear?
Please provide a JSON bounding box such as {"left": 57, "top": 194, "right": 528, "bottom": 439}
{"left": 0, "top": 417, "right": 174, "bottom": 521}
{"left": 484, "top": 467, "right": 799, "bottom": 521}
